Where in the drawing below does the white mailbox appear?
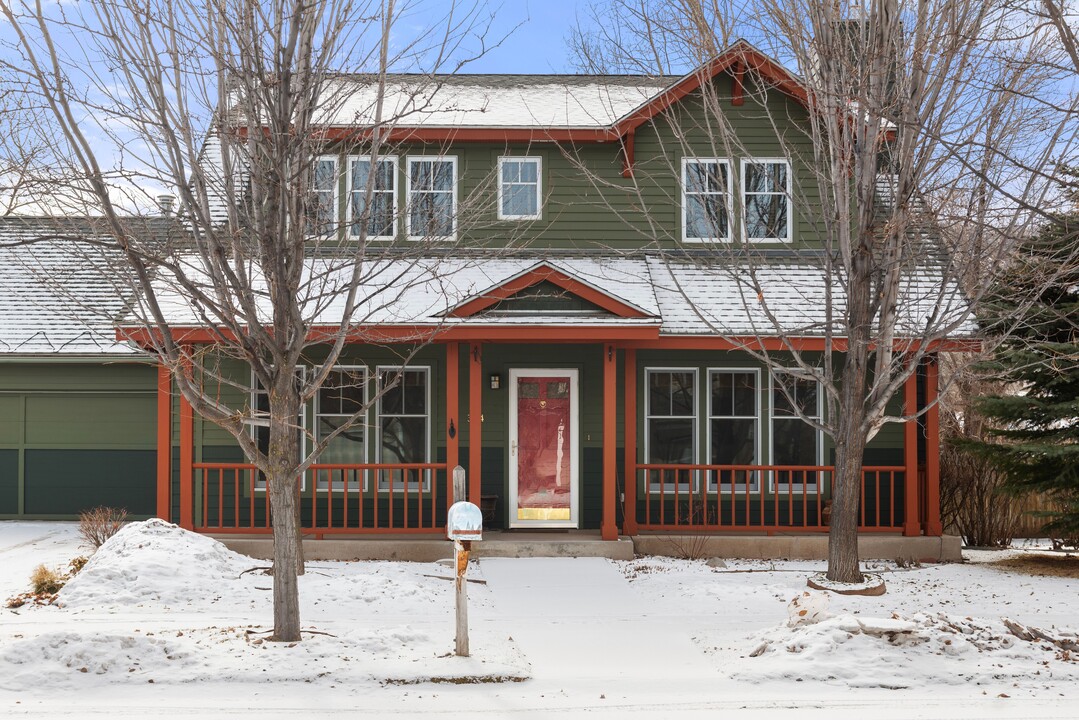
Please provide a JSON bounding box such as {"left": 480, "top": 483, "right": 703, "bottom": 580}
{"left": 446, "top": 501, "right": 483, "bottom": 542}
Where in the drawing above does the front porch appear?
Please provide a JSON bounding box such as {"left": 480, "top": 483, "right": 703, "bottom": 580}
{"left": 156, "top": 338, "right": 946, "bottom": 544}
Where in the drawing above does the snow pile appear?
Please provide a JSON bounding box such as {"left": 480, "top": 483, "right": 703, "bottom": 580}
{"left": 0, "top": 626, "right": 528, "bottom": 690}
{"left": 57, "top": 519, "right": 254, "bottom": 610}
{"left": 738, "top": 610, "right": 1079, "bottom": 690}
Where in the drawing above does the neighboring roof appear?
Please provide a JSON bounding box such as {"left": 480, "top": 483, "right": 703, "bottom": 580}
{"left": 0, "top": 217, "right": 156, "bottom": 356}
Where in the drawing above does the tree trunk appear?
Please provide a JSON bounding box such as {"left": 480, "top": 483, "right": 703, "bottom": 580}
{"left": 827, "top": 243, "right": 873, "bottom": 583}
{"left": 267, "top": 410, "right": 302, "bottom": 642}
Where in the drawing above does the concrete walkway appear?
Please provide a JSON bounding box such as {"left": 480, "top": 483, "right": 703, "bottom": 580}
{"left": 479, "top": 557, "right": 716, "bottom": 695}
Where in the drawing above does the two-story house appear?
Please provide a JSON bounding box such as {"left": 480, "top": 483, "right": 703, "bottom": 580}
{"left": 0, "top": 41, "right": 970, "bottom": 560}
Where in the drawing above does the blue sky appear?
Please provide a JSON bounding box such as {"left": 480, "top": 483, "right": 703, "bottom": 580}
{"left": 442, "top": 0, "right": 588, "bottom": 73}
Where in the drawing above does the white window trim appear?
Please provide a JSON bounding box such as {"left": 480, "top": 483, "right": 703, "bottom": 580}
{"left": 310, "top": 155, "right": 340, "bottom": 238}
{"left": 375, "top": 365, "right": 432, "bottom": 491}
{"left": 681, "top": 157, "right": 731, "bottom": 243}
{"left": 405, "top": 155, "right": 457, "bottom": 241}
{"left": 741, "top": 157, "right": 793, "bottom": 244}
{"left": 706, "top": 368, "right": 761, "bottom": 493}
{"left": 314, "top": 365, "right": 368, "bottom": 492}
{"left": 346, "top": 155, "right": 398, "bottom": 241}
{"left": 497, "top": 156, "right": 543, "bottom": 221}
{"left": 768, "top": 370, "right": 824, "bottom": 493}
{"left": 644, "top": 367, "right": 699, "bottom": 493}
{"left": 250, "top": 366, "right": 308, "bottom": 492}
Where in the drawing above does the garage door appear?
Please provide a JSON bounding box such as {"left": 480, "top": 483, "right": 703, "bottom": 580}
{"left": 0, "top": 392, "right": 156, "bottom": 517}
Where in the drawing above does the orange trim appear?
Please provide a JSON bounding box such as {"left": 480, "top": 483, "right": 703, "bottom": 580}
{"left": 903, "top": 366, "right": 920, "bottom": 537}
{"left": 612, "top": 43, "right": 808, "bottom": 137}
{"left": 602, "top": 344, "right": 618, "bottom": 540}
{"left": 448, "top": 263, "right": 649, "bottom": 319}
{"left": 156, "top": 364, "right": 171, "bottom": 521}
{"left": 621, "top": 130, "right": 635, "bottom": 178}
{"left": 446, "top": 343, "right": 460, "bottom": 486}
{"left": 178, "top": 357, "right": 194, "bottom": 530}
{"left": 731, "top": 60, "right": 745, "bottom": 106}
{"left": 622, "top": 348, "right": 638, "bottom": 535}
{"left": 468, "top": 344, "right": 482, "bottom": 504}
{"left": 315, "top": 126, "right": 620, "bottom": 144}
{"left": 924, "top": 358, "right": 942, "bottom": 536}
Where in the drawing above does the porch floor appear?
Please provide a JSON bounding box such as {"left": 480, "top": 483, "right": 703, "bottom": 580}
{"left": 214, "top": 531, "right": 960, "bottom": 563}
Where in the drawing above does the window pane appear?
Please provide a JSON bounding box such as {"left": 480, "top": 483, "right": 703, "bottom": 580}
{"left": 745, "top": 162, "right": 786, "bottom": 193}
{"left": 318, "top": 416, "right": 364, "bottom": 462}
{"left": 711, "top": 372, "right": 734, "bottom": 416}
{"left": 381, "top": 416, "right": 426, "bottom": 463}
{"left": 402, "top": 370, "right": 427, "bottom": 415}
{"left": 685, "top": 162, "right": 726, "bottom": 193}
{"left": 380, "top": 376, "right": 403, "bottom": 415}
{"left": 773, "top": 419, "right": 817, "bottom": 465}
{"left": 518, "top": 160, "right": 538, "bottom": 183}
{"left": 648, "top": 372, "right": 672, "bottom": 416}
{"left": 315, "top": 159, "right": 337, "bottom": 192}
{"left": 746, "top": 194, "right": 788, "bottom": 239}
{"left": 710, "top": 418, "right": 756, "bottom": 465}
{"left": 319, "top": 370, "right": 365, "bottom": 415}
{"left": 648, "top": 418, "right": 694, "bottom": 464}
{"left": 732, "top": 373, "right": 756, "bottom": 416}
{"left": 518, "top": 380, "right": 540, "bottom": 399}
{"left": 774, "top": 376, "right": 817, "bottom": 417}
{"left": 502, "top": 161, "right": 520, "bottom": 183}
{"left": 686, "top": 195, "right": 729, "bottom": 239}
{"left": 503, "top": 184, "right": 537, "bottom": 217}
{"left": 431, "top": 161, "right": 454, "bottom": 190}
{"left": 410, "top": 192, "right": 454, "bottom": 237}
{"left": 669, "top": 372, "right": 695, "bottom": 415}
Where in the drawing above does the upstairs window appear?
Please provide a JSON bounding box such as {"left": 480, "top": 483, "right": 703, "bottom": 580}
{"left": 743, "top": 159, "right": 791, "bottom": 242}
{"left": 498, "top": 157, "right": 541, "bottom": 220}
{"left": 349, "top": 157, "right": 397, "bottom": 240}
{"left": 308, "top": 156, "right": 339, "bottom": 237}
{"left": 682, "top": 158, "right": 730, "bottom": 242}
{"left": 406, "top": 157, "right": 456, "bottom": 240}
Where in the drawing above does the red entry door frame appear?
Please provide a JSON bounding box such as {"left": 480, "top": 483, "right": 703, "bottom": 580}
{"left": 508, "top": 368, "right": 580, "bottom": 528}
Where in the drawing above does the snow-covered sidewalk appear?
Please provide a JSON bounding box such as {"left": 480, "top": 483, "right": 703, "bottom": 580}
{"left": 0, "top": 521, "right": 1077, "bottom": 719}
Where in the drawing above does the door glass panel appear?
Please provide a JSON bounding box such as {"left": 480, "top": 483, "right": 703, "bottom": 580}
{"left": 516, "top": 376, "right": 572, "bottom": 521}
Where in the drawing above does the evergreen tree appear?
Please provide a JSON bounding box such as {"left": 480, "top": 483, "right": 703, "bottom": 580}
{"left": 972, "top": 213, "right": 1079, "bottom": 537}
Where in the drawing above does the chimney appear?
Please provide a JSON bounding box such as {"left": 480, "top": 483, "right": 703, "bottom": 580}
{"left": 156, "top": 194, "right": 176, "bottom": 216}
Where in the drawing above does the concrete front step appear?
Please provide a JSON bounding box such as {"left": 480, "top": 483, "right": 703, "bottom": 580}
{"left": 218, "top": 532, "right": 635, "bottom": 563}
{"left": 217, "top": 532, "right": 961, "bottom": 563}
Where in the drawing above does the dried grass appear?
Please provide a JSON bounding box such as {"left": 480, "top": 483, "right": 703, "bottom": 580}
{"left": 78, "top": 506, "right": 128, "bottom": 549}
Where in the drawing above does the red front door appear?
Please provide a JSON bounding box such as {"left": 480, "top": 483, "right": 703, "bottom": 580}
{"left": 509, "top": 369, "right": 578, "bottom": 527}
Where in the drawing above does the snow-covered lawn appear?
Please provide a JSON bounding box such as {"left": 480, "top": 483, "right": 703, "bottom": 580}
{"left": 1, "top": 520, "right": 1076, "bottom": 719}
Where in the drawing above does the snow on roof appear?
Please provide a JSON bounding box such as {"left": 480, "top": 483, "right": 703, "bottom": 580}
{"left": 0, "top": 218, "right": 148, "bottom": 356}
{"left": 138, "top": 251, "right": 975, "bottom": 339}
{"left": 647, "top": 256, "right": 977, "bottom": 337}
{"left": 314, "top": 74, "right": 675, "bottom": 129}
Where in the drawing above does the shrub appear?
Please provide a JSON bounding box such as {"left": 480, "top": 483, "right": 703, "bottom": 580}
{"left": 30, "top": 564, "right": 64, "bottom": 595}
{"left": 78, "top": 506, "right": 128, "bottom": 549}
{"left": 68, "top": 556, "right": 89, "bottom": 575}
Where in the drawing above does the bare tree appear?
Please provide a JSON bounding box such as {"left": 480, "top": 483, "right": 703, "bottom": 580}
{"left": 0, "top": 0, "right": 500, "bottom": 640}
{"left": 570, "top": 0, "right": 1076, "bottom": 582}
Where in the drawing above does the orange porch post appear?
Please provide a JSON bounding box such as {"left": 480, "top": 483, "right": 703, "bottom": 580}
{"left": 602, "top": 344, "right": 618, "bottom": 540}
{"left": 446, "top": 343, "right": 460, "bottom": 500}
{"left": 156, "top": 364, "right": 172, "bottom": 521}
{"left": 468, "top": 343, "right": 482, "bottom": 504}
{"left": 178, "top": 359, "right": 194, "bottom": 530}
{"left": 924, "top": 357, "right": 943, "bottom": 536}
{"left": 903, "top": 365, "right": 920, "bottom": 537}
{"left": 622, "top": 348, "right": 638, "bottom": 535}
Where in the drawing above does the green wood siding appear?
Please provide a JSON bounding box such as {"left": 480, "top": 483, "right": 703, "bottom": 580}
{"left": 319, "top": 71, "right": 822, "bottom": 252}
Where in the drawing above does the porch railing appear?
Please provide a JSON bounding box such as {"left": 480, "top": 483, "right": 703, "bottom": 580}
{"left": 633, "top": 464, "right": 907, "bottom": 532}
{"left": 192, "top": 462, "right": 449, "bottom": 535}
